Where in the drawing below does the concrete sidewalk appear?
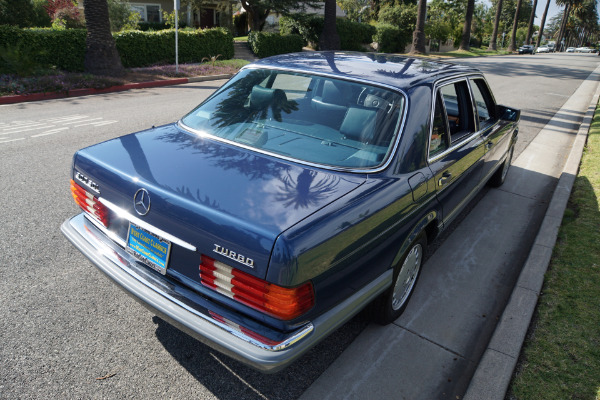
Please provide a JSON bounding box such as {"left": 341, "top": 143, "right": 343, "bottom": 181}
{"left": 299, "top": 66, "right": 600, "bottom": 400}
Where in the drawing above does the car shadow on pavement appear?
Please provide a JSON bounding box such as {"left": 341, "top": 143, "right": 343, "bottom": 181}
{"left": 152, "top": 308, "right": 371, "bottom": 400}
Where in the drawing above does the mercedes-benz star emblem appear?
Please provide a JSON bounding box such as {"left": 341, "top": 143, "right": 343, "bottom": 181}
{"left": 133, "top": 188, "right": 151, "bottom": 216}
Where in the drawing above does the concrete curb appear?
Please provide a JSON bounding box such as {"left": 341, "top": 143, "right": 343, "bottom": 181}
{"left": 0, "top": 74, "right": 233, "bottom": 105}
{"left": 463, "top": 75, "right": 600, "bottom": 400}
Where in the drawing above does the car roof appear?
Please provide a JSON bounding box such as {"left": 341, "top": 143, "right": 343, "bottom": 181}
{"left": 247, "top": 51, "right": 481, "bottom": 92}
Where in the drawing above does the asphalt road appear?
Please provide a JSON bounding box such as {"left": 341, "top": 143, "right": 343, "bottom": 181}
{"left": 0, "top": 52, "right": 598, "bottom": 400}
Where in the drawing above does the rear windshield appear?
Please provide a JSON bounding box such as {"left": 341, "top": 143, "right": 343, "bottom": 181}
{"left": 180, "top": 68, "right": 405, "bottom": 170}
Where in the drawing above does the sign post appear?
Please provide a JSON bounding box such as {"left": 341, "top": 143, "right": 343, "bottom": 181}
{"left": 174, "top": 0, "right": 179, "bottom": 73}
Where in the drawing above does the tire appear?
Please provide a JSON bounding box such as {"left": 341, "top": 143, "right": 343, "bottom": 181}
{"left": 373, "top": 234, "right": 427, "bottom": 325}
{"left": 489, "top": 144, "right": 514, "bottom": 187}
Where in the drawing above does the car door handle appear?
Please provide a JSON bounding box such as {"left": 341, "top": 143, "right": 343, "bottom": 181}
{"left": 438, "top": 172, "right": 452, "bottom": 186}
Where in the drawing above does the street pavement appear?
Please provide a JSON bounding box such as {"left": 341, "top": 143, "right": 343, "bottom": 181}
{"left": 0, "top": 53, "right": 598, "bottom": 399}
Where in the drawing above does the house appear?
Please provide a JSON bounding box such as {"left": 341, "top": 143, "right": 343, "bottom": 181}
{"left": 239, "top": 4, "right": 346, "bottom": 32}
{"left": 128, "top": 0, "right": 236, "bottom": 29}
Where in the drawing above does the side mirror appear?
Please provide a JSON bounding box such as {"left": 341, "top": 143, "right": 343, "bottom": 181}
{"left": 496, "top": 104, "right": 521, "bottom": 122}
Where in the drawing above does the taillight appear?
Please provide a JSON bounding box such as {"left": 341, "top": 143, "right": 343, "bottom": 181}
{"left": 200, "top": 255, "right": 314, "bottom": 320}
{"left": 70, "top": 179, "right": 109, "bottom": 227}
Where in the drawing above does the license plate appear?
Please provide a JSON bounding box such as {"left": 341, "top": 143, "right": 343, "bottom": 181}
{"left": 126, "top": 223, "right": 171, "bottom": 275}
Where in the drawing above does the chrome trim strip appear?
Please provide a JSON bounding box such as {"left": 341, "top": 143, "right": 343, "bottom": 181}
{"left": 99, "top": 197, "right": 197, "bottom": 252}
{"left": 85, "top": 213, "right": 127, "bottom": 247}
{"left": 177, "top": 66, "right": 409, "bottom": 174}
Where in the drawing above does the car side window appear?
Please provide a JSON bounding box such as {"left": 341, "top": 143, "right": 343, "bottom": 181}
{"left": 469, "top": 78, "right": 496, "bottom": 127}
{"left": 430, "top": 92, "right": 450, "bottom": 158}
{"left": 439, "top": 81, "right": 475, "bottom": 143}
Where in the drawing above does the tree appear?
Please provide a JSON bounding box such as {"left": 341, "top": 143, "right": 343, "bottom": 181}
{"left": 458, "top": 0, "right": 475, "bottom": 50}
{"left": 337, "top": 0, "right": 372, "bottom": 22}
{"left": 426, "top": 0, "right": 468, "bottom": 49}
{"left": 45, "top": 0, "right": 84, "bottom": 28}
{"left": 107, "top": 0, "right": 139, "bottom": 31}
{"left": 507, "top": 0, "right": 524, "bottom": 51}
{"left": 83, "top": 0, "right": 124, "bottom": 76}
{"left": 319, "top": 0, "right": 340, "bottom": 50}
{"left": 240, "top": 0, "right": 321, "bottom": 32}
{"left": 410, "top": 0, "right": 427, "bottom": 54}
{"left": 525, "top": 0, "right": 538, "bottom": 44}
{"left": 488, "top": 0, "right": 504, "bottom": 50}
{"left": 471, "top": 2, "right": 489, "bottom": 46}
{"left": 535, "top": 0, "right": 551, "bottom": 47}
{"left": 0, "top": 0, "right": 36, "bottom": 27}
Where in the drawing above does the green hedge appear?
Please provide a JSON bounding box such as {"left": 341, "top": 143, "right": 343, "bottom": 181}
{"left": 0, "top": 25, "right": 233, "bottom": 73}
{"left": 115, "top": 28, "right": 233, "bottom": 67}
{"left": 373, "top": 23, "right": 408, "bottom": 53}
{"left": 248, "top": 31, "right": 303, "bottom": 58}
{"left": 0, "top": 25, "right": 86, "bottom": 72}
{"left": 279, "top": 14, "right": 375, "bottom": 51}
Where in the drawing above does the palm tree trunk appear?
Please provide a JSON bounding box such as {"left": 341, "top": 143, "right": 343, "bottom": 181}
{"left": 488, "top": 0, "right": 504, "bottom": 50}
{"left": 507, "top": 0, "right": 523, "bottom": 51}
{"left": 83, "top": 0, "right": 124, "bottom": 76}
{"left": 319, "top": 0, "right": 340, "bottom": 50}
{"left": 459, "top": 0, "right": 475, "bottom": 50}
{"left": 410, "top": 0, "right": 427, "bottom": 54}
{"left": 535, "top": 0, "right": 551, "bottom": 47}
{"left": 556, "top": 3, "right": 571, "bottom": 51}
{"left": 526, "top": 0, "right": 538, "bottom": 44}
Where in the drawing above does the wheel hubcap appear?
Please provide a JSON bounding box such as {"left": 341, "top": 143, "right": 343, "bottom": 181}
{"left": 392, "top": 244, "right": 422, "bottom": 311}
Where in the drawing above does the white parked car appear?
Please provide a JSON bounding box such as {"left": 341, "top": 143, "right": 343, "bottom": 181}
{"left": 536, "top": 46, "right": 550, "bottom": 53}
{"left": 575, "top": 47, "right": 595, "bottom": 53}
{"left": 566, "top": 47, "right": 575, "bottom": 53}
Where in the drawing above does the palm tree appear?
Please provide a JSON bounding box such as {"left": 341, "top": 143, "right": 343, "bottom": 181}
{"left": 555, "top": 2, "right": 572, "bottom": 51}
{"left": 507, "top": 0, "right": 524, "bottom": 51}
{"left": 488, "top": 0, "right": 504, "bottom": 50}
{"left": 535, "top": 0, "right": 551, "bottom": 47}
{"left": 459, "top": 0, "right": 475, "bottom": 50}
{"left": 525, "top": 0, "right": 539, "bottom": 44}
{"left": 83, "top": 0, "right": 124, "bottom": 76}
{"left": 556, "top": 0, "right": 587, "bottom": 50}
{"left": 410, "top": 0, "right": 428, "bottom": 54}
{"left": 319, "top": 0, "right": 340, "bottom": 50}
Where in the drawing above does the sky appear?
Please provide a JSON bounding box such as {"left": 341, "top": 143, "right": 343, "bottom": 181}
{"left": 531, "top": 0, "right": 563, "bottom": 26}
{"left": 482, "top": 0, "right": 564, "bottom": 25}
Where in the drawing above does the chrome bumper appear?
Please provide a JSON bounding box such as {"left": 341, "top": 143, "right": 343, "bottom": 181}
{"left": 61, "top": 213, "right": 392, "bottom": 373}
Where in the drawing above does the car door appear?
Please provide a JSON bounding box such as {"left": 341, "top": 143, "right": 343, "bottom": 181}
{"left": 427, "top": 78, "right": 486, "bottom": 228}
{"left": 470, "top": 77, "right": 513, "bottom": 181}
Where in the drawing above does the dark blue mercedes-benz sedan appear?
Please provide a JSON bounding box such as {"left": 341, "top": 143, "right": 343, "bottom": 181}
{"left": 62, "top": 52, "right": 519, "bottom": 372}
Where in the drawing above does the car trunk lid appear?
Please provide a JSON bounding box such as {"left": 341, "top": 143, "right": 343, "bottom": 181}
{"left": 72, "top": 123, "right": 366, "bottom": 281}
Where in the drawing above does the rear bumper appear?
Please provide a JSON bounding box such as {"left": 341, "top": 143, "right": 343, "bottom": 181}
{"left": 61, "top": 213, "right": 391, "bottom": 373}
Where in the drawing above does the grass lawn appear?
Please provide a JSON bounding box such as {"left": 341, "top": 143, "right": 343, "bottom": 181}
{"left": 508, "top": 102, "right": 600, "bottom": 399}
{"left": 431, "top": 47, "right": 511, "bottom": 58}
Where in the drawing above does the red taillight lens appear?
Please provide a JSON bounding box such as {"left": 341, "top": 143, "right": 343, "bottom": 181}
{"left": 70, "top": 179, "right": 109, "bottom": 227}
{"left": 200, "top": 255, "right": 314, "bottom": 320}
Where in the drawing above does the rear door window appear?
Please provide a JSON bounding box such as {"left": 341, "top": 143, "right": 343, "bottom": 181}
{"left": 439, "top": 80, "right": 475, "bottom": 144}
{"left": 469, "top": 78, "right": 496, "bottom": 128}
{"left": 429, "top": 92, "right": 450, "bottom": 158}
